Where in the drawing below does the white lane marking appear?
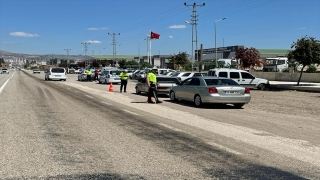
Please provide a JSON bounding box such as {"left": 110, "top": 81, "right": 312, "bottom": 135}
{"left": 206, "top": 142, "right": 242, "bottom": 155}
{"left": 0, "top": 73, "right": 15, "bottom": 95}
{"left": 85, "top": 95, "right": 93, "bottom": 98}
{"left": 158, "top": 123, "right": 182, "bottom": 132}
{"left": 60, "top": 82, "right": 320, "bottom": 167}
{"left": 101, "top": 101, "right": 112, "bottom": 105}
{"left": 123, "top": 110, "right": 139, "bottom": 116}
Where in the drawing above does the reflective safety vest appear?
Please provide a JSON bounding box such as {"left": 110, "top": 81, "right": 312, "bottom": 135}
{"left": 87, "top": 70, "right": 92, "bottom": 75}
{"left": 148, "top": 72, "right": 157, "bottom": 83}
{"left": 120, "top": 72, "right": 129, "bottom": 80}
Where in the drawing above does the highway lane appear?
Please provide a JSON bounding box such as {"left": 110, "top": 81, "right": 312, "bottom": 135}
{"left": 0, "top": 70, "right": 318, "bottom": 179}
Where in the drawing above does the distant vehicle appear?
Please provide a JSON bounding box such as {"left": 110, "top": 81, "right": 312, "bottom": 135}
{"left": 207, "top": 68, "right": 269, "bottom": 90}
{"left": 78, "top": 71, "right": 95, "bottom": 81}
{"left": 33, "top": 69, "right": 41, "bottom": 74}
{"left": 169, "top": 76, "right": 251, "bottom": 108}
{"left": 170, "top": 72, "right": 208, "bottom": 81}
{"left": 135, "top": 76, "right": 181, "bottom": 96}
{"left": 98, "top": 69, "right": 121, "bottom": 84}
{"left": 1, "top": 68, "right": 9, "bottom": 74}
{"left": 263, "top": 57, "right": 288, "bottom": 72}
{"left": 217, "top": 59, "right": 238, "bottom": 68}
{"left": 44, "top": 67, "right": 67, "bottom": 81}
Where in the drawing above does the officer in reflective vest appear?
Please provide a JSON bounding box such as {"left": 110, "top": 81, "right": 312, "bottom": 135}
{"left": 147, "top": 67, "right": 162, "bottom": 103}
{"left": 86, "top": 69, "right": 92, "bottom": 81}
{"left": 119, "top": 69, "right": 129, "bottom": 93}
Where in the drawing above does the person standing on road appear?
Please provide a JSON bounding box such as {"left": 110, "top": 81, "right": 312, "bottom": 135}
{"left": 146, "top": 67, "right": 162, "bottom": 103}
{"left": 86, "top": 69, "right": 92, "bottom": 81}
{"left": 94, "top": 69, "right": 99, "bottom": 81}
{"left": 120, "top": 69, "right": 129, "bottom": 93}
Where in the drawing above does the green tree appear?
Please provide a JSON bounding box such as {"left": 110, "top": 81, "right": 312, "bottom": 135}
{"left": 287, "top": 36, "right": 320, "bottom": 85}
{"left": 140, "top": 62, "right": 152, "bottom": 69}
{"left": 0, "top": 58, "right": 4, "bottom": 67}
{"left": 117, "top": 59, "right": 126, "bottom": 68}
{"left": 235, "top": 47, "right": 263, "bottom": 69}
{"left": 169, "top": 52, "right": 189, "bottom": 70}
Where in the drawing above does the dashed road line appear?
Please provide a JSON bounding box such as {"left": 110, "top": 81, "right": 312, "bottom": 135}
{"left": 123, "top": 110, "right": 139, "bottom": 116}
{"left": 85, "top": 95, "right": 93, "bottom": 98}
{"left": 158, "top": 123, "right": 183, "bottom": 132}
{"left": 206, "top": 141, "right": 242, "bottom": 155}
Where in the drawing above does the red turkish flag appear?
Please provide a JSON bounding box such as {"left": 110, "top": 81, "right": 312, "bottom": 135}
{"left": 150, "top": 31, "right": 160, "bottom": 39}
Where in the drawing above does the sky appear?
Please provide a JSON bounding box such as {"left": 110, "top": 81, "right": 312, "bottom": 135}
{"left": 0, "top": 0, "right": 319, "bottom": 57}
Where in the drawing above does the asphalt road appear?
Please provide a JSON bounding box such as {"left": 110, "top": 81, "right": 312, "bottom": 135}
{"left": 0, "top": 69, "right": 319, "bottom": 179}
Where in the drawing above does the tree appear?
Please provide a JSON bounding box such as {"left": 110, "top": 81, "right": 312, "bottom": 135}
{"left": 235, "top": 47, "right": 264, "bottom": 69}
{"left": 287, "top": 36, "right": 320, "bottom": 85}
{"left": 169, "top": 52, "right": 189, "bottom": 70}
{"left": 140, "top": 62, "right": 152, "bottom": 69}
{"left": 117, "top": 59, "right": 126, "bottom": 68}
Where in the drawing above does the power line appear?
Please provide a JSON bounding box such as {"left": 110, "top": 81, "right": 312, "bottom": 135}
{"left": 81, "top": 42, "right": 90, "bottom": 68}
{"left": 184, "top": 2, "right": 205, "bottom": 71}
{"left": 108, "top": 33, "right": 120, "bottom": 67}
{"left": 64, "top": 48, "right": 71, "bottom": 68}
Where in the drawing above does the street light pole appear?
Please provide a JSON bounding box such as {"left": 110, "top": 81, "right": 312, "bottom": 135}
{"left": 215, "top": 18, "right": 226, "bottom": 68}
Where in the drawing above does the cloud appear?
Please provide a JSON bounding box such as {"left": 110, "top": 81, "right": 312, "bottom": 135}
{"left": 9, "top": 32, "right": 39, "bottom": 37}
{"left": 85, "top": 40, "right": 101, "bottom": 44}
{"left": 168, "top": 25, "right": 186, "bottom": 29}
{"left": 87, "top": 27, "right": 108, "bottom": 30}
{"left": 169, "top": 35, "right": 173, "bottom": 38}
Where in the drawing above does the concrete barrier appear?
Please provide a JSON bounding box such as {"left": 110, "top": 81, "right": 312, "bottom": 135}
{"left": 252, "top": 72, "right": 320, "bottom": 83}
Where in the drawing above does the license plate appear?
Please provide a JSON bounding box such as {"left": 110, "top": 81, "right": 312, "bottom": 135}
{"left": 55, "top": 75, "right": 61, "bottom": 77}
{"left": 224, "top": 91, "right": 240, "bottom": 94}
{"left": 115, "top": 78, "right": 120, "bottom": 80}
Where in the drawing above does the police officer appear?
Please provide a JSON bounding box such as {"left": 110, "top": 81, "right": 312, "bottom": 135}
{"left": 86, "top": 69, "right": 92, "bottom": 81}
{"left": 120, "top": 69, "right": 129, "bottom": 93}
{"left": 147, "top": 67, "right": 162, "bottom": 103}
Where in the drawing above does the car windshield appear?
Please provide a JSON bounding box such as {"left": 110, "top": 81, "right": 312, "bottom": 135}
{"left": 157, "top": 78, "right": 180, "bottom": 83}
{"left": 110, "top": 71, "right": 121, "bottom": 75}
{"left": 205, "top": 79, "right": 239, "bottom": 86}
{"left": 51, "top": 68, "right": 65, "bottom": 73}
{"left": 170, "top": 72, "right": 181, "bottom": 76}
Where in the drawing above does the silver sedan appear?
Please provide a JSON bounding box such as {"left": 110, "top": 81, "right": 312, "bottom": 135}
{"left": 169, "top": 77, "right": 251, "bottom": 108}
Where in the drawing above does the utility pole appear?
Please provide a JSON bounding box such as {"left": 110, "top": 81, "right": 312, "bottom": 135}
{"left": 184, "top": 2, "right": 205, "bottom": 71}
{"left": 81, "top": 42, "right": 90, "bottom": 69}
{"left": 64, "top": 49, "right": 71, "bottom": 70}
{"left": 138, "top": 40, "right": 141, "bottom": 70}
{"left": 108, "top": 32, "right": 120, "bottom": 67}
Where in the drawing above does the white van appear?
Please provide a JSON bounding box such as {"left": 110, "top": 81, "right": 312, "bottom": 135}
{"left": 208, "top": 68, "right": 269, "bottom": 90}
{"left": 45, "top": 67, "right": 67, "bottom": 81}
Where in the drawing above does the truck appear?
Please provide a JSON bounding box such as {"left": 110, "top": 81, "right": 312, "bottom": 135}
{"left": 263, "top": 57, "right": 288, "bottom": 72}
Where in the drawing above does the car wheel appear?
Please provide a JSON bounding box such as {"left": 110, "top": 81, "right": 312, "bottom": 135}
{"left": 234, "top": 103, "right": 245, "bottom": 109}
{"left": 135, "top": 87, "right": 141, "bottom": 94}
{"left": 258, "top": 83, "right": 266, "bottom": 90}
{"left": 194, "top": 95, "right": 202, "bottom": 107}
{"left": 170, "top": 91, "right": 176, "bottom": 101}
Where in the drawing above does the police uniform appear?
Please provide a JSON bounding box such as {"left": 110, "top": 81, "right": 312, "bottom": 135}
{"left": 147, "top": 68, "right": 161, "bottom": 103}
{"left": 86, "top": 69, "right": 92, "bottom": 81}
{"left": 120, "top": 70, "right": 129, "bottom": 92}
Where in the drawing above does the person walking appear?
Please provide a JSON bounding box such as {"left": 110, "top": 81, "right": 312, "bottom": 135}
{"left": 86, "top": 69, "right": 92, "bottom": 81}
{"left": 146, "top": 67, "right": 162, "bottom": 103}
{"left": 94, "top": 69, "right": 99, "bottom": 81}
{"left": 119, "top": 69, "right": 129, "bottom": 93}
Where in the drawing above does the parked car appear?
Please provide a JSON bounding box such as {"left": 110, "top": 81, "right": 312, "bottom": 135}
{"left": 98, "top": 69, "right": 121, "bottom": 84}
{"left": 78, "top": 71, "right": 95, "bottom": 81}
{"left": 44, "top": 67, "right": 67, "bottom": 81}
{"left": 134, "top": 70, "right": 146, "bottom": 80}
{"left": 135, "top": 76, "right": 181, "bottom": 96}
{"left": 33, "top": 69, "right": 41, "bottom": 74}
{"left": 1, "top": 68, "right": 9, "bottom": 74}
{"left": 207, "top": 68, "right": 270, "bottom": 90}
{"left": 131, "top": 70, "right": 141, "bottom": 79}
{"left": 169, "top": 77, "right": 251, "bottom": 108}
{"left": 170, "top": 72, "right": 207, "bottom": 81}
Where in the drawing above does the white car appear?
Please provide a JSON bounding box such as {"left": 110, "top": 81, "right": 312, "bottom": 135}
{"left": 33, "top": 69, "right": 41, "bottom": 74}
{"left": 98, "top": 69, "right": 121, "bottom": 84}
{"left": 170, "top": 72, "right": 207, "bottom": 81}
{"left": 207, "top": 68, "right": 270, "bottom": 90}
{"left": 1, "top": 68, "right": 9, "bottom": 74}
{"left": 44, "top": 67, "right": 67, "bottom": 81}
